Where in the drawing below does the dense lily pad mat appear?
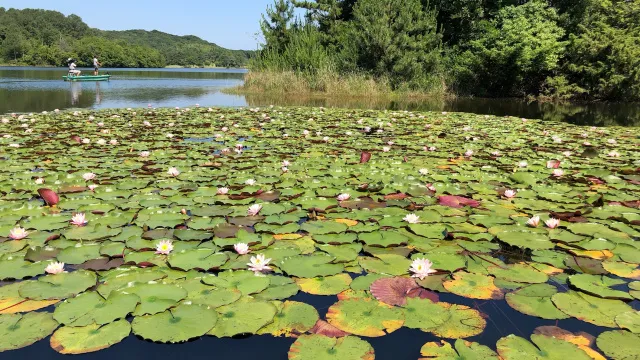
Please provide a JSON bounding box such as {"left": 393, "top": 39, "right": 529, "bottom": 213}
{"left": 0, "top": 106, "right": 638, "bottom": 358}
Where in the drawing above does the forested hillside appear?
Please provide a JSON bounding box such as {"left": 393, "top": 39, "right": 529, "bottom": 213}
{"left": 0, "top": 8, "right": 253, "bottom": 68}
{"left": 256, "top": 0, "right": 640, "bottom": 101}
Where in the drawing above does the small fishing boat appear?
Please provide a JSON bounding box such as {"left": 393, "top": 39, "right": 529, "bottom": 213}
{"left": 63, "top": 74, "right": 111, "bottom": 82}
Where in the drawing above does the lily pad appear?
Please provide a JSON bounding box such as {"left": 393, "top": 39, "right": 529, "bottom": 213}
{"left": 443, "top": 272, "right": 503, "bottom": 300}
{"left": 505, "top": 284, "right": 569, "bottom": 319}
{"left": 132, "top": 304, "right": 217, "bottom": 343}
{"left": 551, "top": 290, "right": 634, "bottom": 327}
{"left": 288, "top": 335, "right": 375, "bottom": 360}
{"left": 50, "top": 320, "right": 130, "bottom": 354}
{"left": 0, "top": 312, "right": 58, "bottom": 352}
{"left": 326, "top": 298, "right": 404, "bottom": 337}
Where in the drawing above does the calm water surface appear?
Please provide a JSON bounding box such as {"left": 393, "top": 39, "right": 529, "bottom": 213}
{"left": 1, "top": 67, "right": 639, "bottom": 126}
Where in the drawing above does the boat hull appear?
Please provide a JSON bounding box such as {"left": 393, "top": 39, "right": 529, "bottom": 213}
{"left": 63, "top": 75, "right": 111, "bottom": 82}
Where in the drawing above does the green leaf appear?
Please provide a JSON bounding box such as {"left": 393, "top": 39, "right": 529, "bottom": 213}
{"left": 50, "top": 320, "right": 130, "bottom": 354}
{"left": 0, "top": 312, "right": 58, "bottom": 352}
{"left": 288, "top": 335, "right": 375, "bottom": 360}
{"left": 132, "top": 304, "right": 217, "bottom": 343}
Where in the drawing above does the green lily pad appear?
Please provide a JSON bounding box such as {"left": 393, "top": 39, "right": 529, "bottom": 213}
{"left": 168, "top": 249, "right": 229, "bottom": 271}
{"left": 505, "top": 284, "right": 569, "bottom": 320}
{"left": 132, "top": 304, "right": 217, "bottom": 343}
{"left": 568, "top": 274, "right": 633, "bottom": 300}
{"left": 257, "top": 300, "right": 319, "bottom": 337}
{"left": 616, "top": 311, "right": 640, "bottom": 333}
{"left": 202, "top": 270, "right": 271, "bottom": 295}
{"left": 280, "top": 253, "right": 344, "bottom": 278}
{"left": 288, "top": 335, "right": 375, "bottom": 360}
{"left": 443, "top": 272, "right": 503, "bottom": 300}
{"left": 402, "top": 298, "right": 486, "bottom": 338}
{"left": 596, "top": 330, "right": 640, "bottom": 360}
{"left": 295, "top": 273, "right": 352, "bottom": 295}
{"left": 419, "top": 339, "right": 499, "bottom": 359}
{"left": 497, "top": 334, "right": 592, "bottom": 360}
{"left": 208, "top": 299, "right": 277, "bottom": 337}
{"left": 19, "top": 270, "right": 97, "bottom": 300}
{"left": 551, "top": 290, "right": 633, "bottom": 327}
{"left": 119, "top": 282, "right": 187, "bottom": 316}
{"left": 0, "top": 312, "right": 58, "bottom": 352}
{"left": 53, "top": 291, "right": 139, "bottom": 326}
{"left": 326, "top": 298, "right": 404, "bottom": 337}
{"left": 50, "top": 320, "right": 130, "bottom": 354}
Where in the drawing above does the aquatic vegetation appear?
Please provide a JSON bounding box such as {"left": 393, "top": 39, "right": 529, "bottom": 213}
{"left": 0, "top": 107, "right": 638, "bottom": 358}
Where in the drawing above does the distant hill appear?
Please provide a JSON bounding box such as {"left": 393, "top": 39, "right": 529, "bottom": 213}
{"left": 101, "top": 30, "right": 255, "bottom": 67}
{"left": 0, "top": 7, "right": 254, "bottom": 68}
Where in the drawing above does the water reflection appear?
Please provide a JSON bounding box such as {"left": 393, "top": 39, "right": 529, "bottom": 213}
{"left": 70, "top": 82, "right": 82, "bottom": 106}
{"left": 0, "top": 67, "right": 638, "bottom": 127}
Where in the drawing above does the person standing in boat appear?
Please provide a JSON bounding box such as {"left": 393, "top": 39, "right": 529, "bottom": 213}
{"left": 67, "top": 58, "right": 81, "bottom": 76}
{"left": 93, "top": 56, "right": 101, "bottom": 75}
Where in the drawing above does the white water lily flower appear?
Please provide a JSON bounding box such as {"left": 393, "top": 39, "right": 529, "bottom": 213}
{"left": 337, "top": 193, "right": 350, "bottom": 202}
{"left": 217, "top": 187, "right": 229, "bottom": 195}
{"left": 167, "top": 167, "right": 180, "bottom": 177}
{"left": 419, "top": 168, "right": 429, "bottom": 175}
{"left": 527, "top": 216, "right": 540, "bottom": 227}
{"left": 409, "top": 258, "right": 437, "bottom": 280}
{"left": 403, "top": 214, "right": 420, "bottom": 224}
{"left": 9, "top": 226, "right": 28, "bottom": 240}
{"left": 82, "top": 172, "right": 96, "bottom": 181}
{"left": 234, "top": 243, "right": 250, "bottom": 255}
{"left": 45, "top": 262, "right": 65, "bottom": 274}
{"left": 247, "top": 204, "right": 262, "bottom": 216}
{"left": 245, "top": 179, "right": 256, "bottom": 186}
{"left": 247, "top": 254, "right": 272, "bottom": 274}
{"left": 155, "top": 240, "right": 174, "bottom": 255}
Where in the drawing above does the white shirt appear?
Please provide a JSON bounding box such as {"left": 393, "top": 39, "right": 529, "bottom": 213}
{"left": 93, "top": 58, "right": 98, "bottom": 67}
{"left": 69, "top": 63, "right": 77, "bottom": 70}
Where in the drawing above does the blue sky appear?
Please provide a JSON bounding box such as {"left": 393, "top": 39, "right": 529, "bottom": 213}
{"left": 1, "top": 0, "right": 281, "bottom": 50}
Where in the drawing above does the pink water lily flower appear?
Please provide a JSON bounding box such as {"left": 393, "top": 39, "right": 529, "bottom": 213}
{"left": 409, "top": 258, "right": 437, "bottom": 280}
{"left": 281, "top": 166, "right": 288, "bottom": 172}
{"left": 545, "top": 218, "right": 560, "bottom": 229}
{"left": 464, "top": 150, "right": 474, "bottom": 157}
{"left": 607, "top": 139, "right": 617, "bottom": 145}
{"left": 9, "top": 226, "right": 28, "bottom": 240}
{"left": 88, "top": 185, "right": 98, "bottom": 191}
{"left": 217, "top": 187, "right": 229, "bottom": 195}
{"left": 527, "top": 216, "right": 540, "bottom": 227}
{"left": 426, "top": 183, "right": 436, "bottom": 192}
{"left": 546, "top": 160, "right": 561, "bottom": 169}
{"left": 143, "top": 121, "right": 151, "bottom": 127}
{"left": 608, "top": 151, "right": 620, "bottom": 157}
{"left": 282, "top": 160, "right": 291, "bottom": 167}
{"left": 382, "top": 146, "right": 391, "bottom": 152}
{"left": 247, "top": 254, "right": 272, "bottom": 275}
{"left": 45, "top": 262, "right": 65, "bottom": 274}
{"left": 167, "top": 167, "right": 180, "bottom": 177}
{"left": 82, "top": 172, "right": 96, "bottom": 181}
{"left": 70, "top": 213, "right": 88, "bottom": 226}
{"left": 234, "top": 243, "right": 250, "bottom": 255}
{"left": 503, "top": 190, "right": 517, "bottom": 198}
{"left": 552, "top": 169, "right": 564, "bottom": 177}
{"left": 109, "top": 140, "right": 118, "bottom": 145}
{"left": 403, "top": 214, "right": 420, "bottom": 224}
{"left": 236, "top": 143, "right": 244, "bottom": 149}
{"left": 155, "top": 239, "right": 173, "bottom": 255}
{"left": 303, "top": 130, "right": 310, "bottom": 136}
{"left": 139, "top": 151, "right": 150, "bottom": 158}
{"left": 247, "top": 204, "right": 262, "bottom": 216}
{"left": 337, "top": 193, "right": 350, "bottom": 202}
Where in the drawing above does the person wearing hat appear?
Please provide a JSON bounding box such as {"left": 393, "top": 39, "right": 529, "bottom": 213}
{"left": 67, "top": 58, "right": 81, "bottom": 76}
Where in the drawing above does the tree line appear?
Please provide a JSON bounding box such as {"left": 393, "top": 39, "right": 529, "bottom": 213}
{"left": 257, "top": 0, "right": 640, "bottom": 101}
{"left": 0, "top": 8, "right": 253, "bottom": 68}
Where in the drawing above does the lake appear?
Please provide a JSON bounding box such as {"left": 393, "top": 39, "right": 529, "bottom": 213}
{"left": 1, "top": 67, "right": 639, "bottom": 126}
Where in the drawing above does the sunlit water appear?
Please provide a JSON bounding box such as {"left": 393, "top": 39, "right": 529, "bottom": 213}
{"left": 1, "top": 66, "right": 639, "bottom": 126}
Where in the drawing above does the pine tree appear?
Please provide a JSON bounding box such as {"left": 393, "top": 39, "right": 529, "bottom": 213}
{"left": 260, "top": 0, "right": 295, "bottom": 54}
